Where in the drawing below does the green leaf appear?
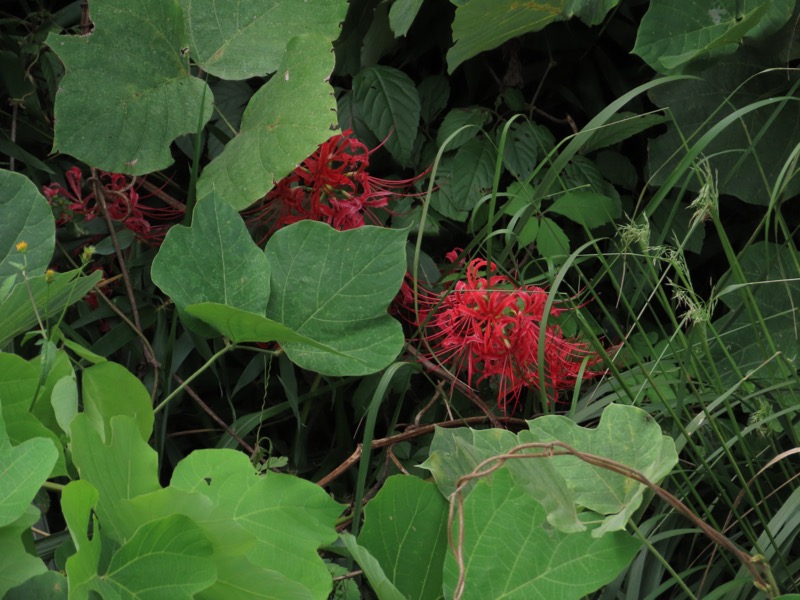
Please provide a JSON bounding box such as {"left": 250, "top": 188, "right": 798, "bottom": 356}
{"left": 61, "top": 480, "right": 102, "bottom": 599}
{"left": 418, "top": 426, "right": 582, "bottom": 534}
{"left": 46, "top": 0, "right": 213, "bottom": 174}
{"left": 547, "top": 191, "right": 622, "bottom": 229}
{"left": 151, "top": 195, "right": 270, "bottom": 334}
{"left": 353, "top": 66, "right": 421, "bottom": 166}
{"left": 536, "top": 217, "right": 570, "bottom": 262}
{"left": 5, "top": 571, "right": 68, "bottom": 599}
{"left": 359, "top": 475, "right": 448, "bottom": 600}
{"left": 523, "top": 403, "right": 678, "bottom": 536}
{"left": 436, "top": 107, "right": 491, "bottom": 150}
{"left": 170, "top": 449, "right": 343, "bottom": 600}
{"left": 389, "top": 0, "right": 424, "bottom": 37}
{"left": 0, "top": 268, "right": 103, "bottom": 348}
{"left": 418, "top": 75, "right": 450, "bottom": 125}
{"left": 51, "top": 374, "right": 78, "bottom": 437}
{"left": 0, "top": 354, "right": 65, "bottom": 478}
{"left": 633, "top": 1, "right": 794, "bottom": 73}
{"left": 82, "top": 361, "right": 154, "bottom": 443}
{"left": 69, "top": 415, "right": 161, "bottom": 542}
{"left": 442, "top": 469, "right": 640, "bottom": 599}
{"left": 197, "top": 34, "right": 338, "bottom": 210}
{"left": 0, "top": 410, "right": 57, "bottom": 528}
{"left": 264, "top": 221, "right": 407, "bottom": 376}
{"left": 447, "top": 0, "right": 564, "bottom": 73}
{"left": 564, "top": 0, "right": 620, "bottom": 26}
{"left": 99, "top": 514, "right": 216, "bottom": 599}
{"left": 0, "top": 169, "right": 55, "bottom": 284}
{"left": 450, "top": 138, "right": 496, "bottom": 212}
{"left": 581, "top": 111, "right": 669, "bottom": 153}
{"left": 0, "top": 507, "right": 48, "bottom": 597}
{"left": 180, "top": 0, "right": 346, "bottom": 79}
{"left": 340, "top": 533, "right": 407, "bottom": 600}
{"left": 501, "top": 121, "right": 554, "bottom": 181}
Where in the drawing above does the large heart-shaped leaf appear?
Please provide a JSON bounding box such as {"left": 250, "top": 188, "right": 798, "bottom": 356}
{"left": 197, "top": 34, "right": 338, "bottom": 210}
{"left": 180, "top": 0, "right": 347, "bottom": 79}
{"left": 359, "top": 475, "right": 448, "bottom": 600}
{"left": 46, "top": 0, "right": 213, "bottom": 174}
{"left": 0, "top": 169, "right": 54, "bottom": 284}
{"left": 524, "top": 403, "right": 678, "bottom": 536}
{"left": 264, "top": 221, "right": 407, "bottom": 376}
{"left": 442, "top": 468, "right": 640, "bottom": 600}
{"left": 171, "top": 449, "right": 343, "bottom": 600}
{"left": 151, "top": 194, "right": 271, "bottom": 323}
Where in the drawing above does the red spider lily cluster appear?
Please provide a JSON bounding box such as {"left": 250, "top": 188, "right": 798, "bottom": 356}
{"left": 411, "top": 255, "right": 607, "bottom": 412}
{"left": 43, "top": 167, "right": 183, "bottom": 246}
{"left": 246, "top": 129, "right": 424, "bottom": 240}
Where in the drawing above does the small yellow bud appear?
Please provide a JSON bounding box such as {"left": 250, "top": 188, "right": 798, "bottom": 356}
{"left": 45, "top": 269, "right": 56, "bottom": 283}
{"left": 15, "top": 241, "right": 28, "bottom": 253}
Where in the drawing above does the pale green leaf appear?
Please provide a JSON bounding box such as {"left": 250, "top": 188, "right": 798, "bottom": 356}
{"left": 180, "top": 0, "right": 346, "bottom": 79}
{"left": 51, "top": 374, "right": 78, "bottom": 437}
{"left": 359, "top": 475, "right": 448, "bottom": 600}
{"left": 4, "top": 571, "right": 68, "bottom": 599}
{"left": 0, "top": 169, "right": 54, "bottom": 284}
{"left": 46, "top": 0, "right": 213, "bottom": 174}
{"left": 340, "top": 533, "right": 407, "bottom": 600}
{"left": 442, "top": 469, "right": 640, "bottom": 599}
{"left": 536, "top": 217, "right": 570, "bottom": 262}
{"left": 547, "top": 191, "right": 622, "bottom": 229}
{"left": 197, "top": 34, "right": 337, "bottom": 210}
{"left": 265, "top": 221, "right": 407, "bottom": 376}
{"left": 0, "top": 507, "right": 48, "bottom": 597}
{"left": 353, "top": 66, "right": 420, "bottom": 166}
{"left": 524, "top": 403, "right": 678, "bottom": 536}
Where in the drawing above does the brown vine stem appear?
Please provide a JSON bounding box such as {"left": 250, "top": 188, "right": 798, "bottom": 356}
{"left": 447, "top": 441, "right": 775, "bottom": 600}
{"left": 315, "top": 416, "right": 526, "bottom": 489}
{"left": 90, "top": 169, "right": 160, "bottom": 400}
{"left": 172, "top": 374, "right": 256, "bottom": 457}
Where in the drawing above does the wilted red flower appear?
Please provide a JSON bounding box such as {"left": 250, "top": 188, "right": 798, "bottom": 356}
{"left": 412, "top": 255, "right": 607, "bottom": 412}
{"left": 43, "top": 169, "right": 183, "bottom": 246}
{"left": 246, "top": 129, "right": 426, "bottom": 241}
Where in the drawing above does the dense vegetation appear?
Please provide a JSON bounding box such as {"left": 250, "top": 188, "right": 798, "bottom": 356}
{"left": 1, "top": 0, "right": 799, "bottom": 598}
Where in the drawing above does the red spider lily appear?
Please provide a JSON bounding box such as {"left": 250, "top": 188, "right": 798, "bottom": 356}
{"left": 412, "top": 255, "right": 607, "bottom": 412}
{"left": 246, "top": 129, "right": 426, "bottom": 241}
{"left": 43, "top": 168, "right": 183, "bottom": 246}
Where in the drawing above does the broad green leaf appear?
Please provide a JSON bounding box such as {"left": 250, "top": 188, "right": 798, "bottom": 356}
{"left": 0, "top": 169, "right": 54, "bottom": 283}
{"left": 436, "top": 107, "right": 491, "bottom": 150}
{"left": 206, "top": 557, "right": 318, "bottom": 600}
{"left": 265, "top": 221, "right": 408, "bottom": 376}
{"left": 340, "top": 533, "right": 406, "bottom": 600}
{"left": 359, "top": 475, "right": 448, "bottom": 600}
{"left": 418, "top": 75, "right": 450, "bottom": 124}
{"left": 51, "top": 374, "right": 78, "bottom": 437}
{"left": 353, "top": 66, "right": 420, "bottom": 166}
{"left": 151, "top": 195, "right": 271, "bottom": 331}
{"left": 0, "top": 269, "right": 103, "bottom": 347}
{"left": 29, "top": 349, "right": 73, "bottom": 436}
{"left": 69, "top": 415, "right": 161, "bottom": 542}
{"left": 450, "top": 138, "right": 496, "bottom": 212}
{"left": 711, "top": 242, "right": 800, "bottom": 384}
{"left": 46, "top": 0, "right": 213, "bottom": 174}
{"left": 536, "top": 217, "right": 570, "bottom": 262}
{"left": 97, "top": 514, "right": 216, "bottom": 599}
{"left": 442, "top": 469, "right": 640, "bottom": 600}
{"left": 197, "top": 34, "right": 338, "bottom": 210}
{"left": 564, "top": 0, "right": 620, "bottom": 26}
{"left": 547, "top": 191, "right": 622, "bottom": 229}
{"left": 0, "top": 353, "right": 65, "bottom": 478}
{"left": 581, "top": 111, "right": 669, "bottom": 153}
{"left": 82, "top": 361, "right": 154, "bottom": 443}
{"left": 62, "top": 480, "right": 102, "bottom": 600}
{"left": 524, "top": 403, "right": 678, "bottom": 536}
{"left": 428, "top": 155, "right": 469, "bottom": 222}
{"left": 633, "top": 1, "right": 794, "bottom": 73}
{"left": 4, "top": 571, "right": 68, "bottom": 599}
{"left": 0, "top": 507, "right": 48, "bottom": 597}
{"left": 180, "top": 0, "right": 346, "bottom": 79}
{"left": 185, "top": 302, "right": 344, "bottom": 356}
{"left": 447, "top": 0, "right": 563, "bottom": 73}
{"left": 170, "top": 449, "right": 343, "bottom": 600}
{"left": 389, "top": 0, "right": 424, "bottom": 37}
{"left": 647, "top": 55, "right": 800, "bottom": 206}
{"left": 501, "top": 121, "right": 554, "bottom": 181}
{"left": 0, "top": 410, "right": 58, "bottom": 528}
{"left": 418, "top": 426, "right": 582, "bottom": 534}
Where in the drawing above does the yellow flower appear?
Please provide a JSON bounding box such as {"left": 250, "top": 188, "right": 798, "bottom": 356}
{"left": 15, "top": 241, "right": 28, "bottom": 253}
{"left": 45, "top": 269, "right": 56, "bottom": 283}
